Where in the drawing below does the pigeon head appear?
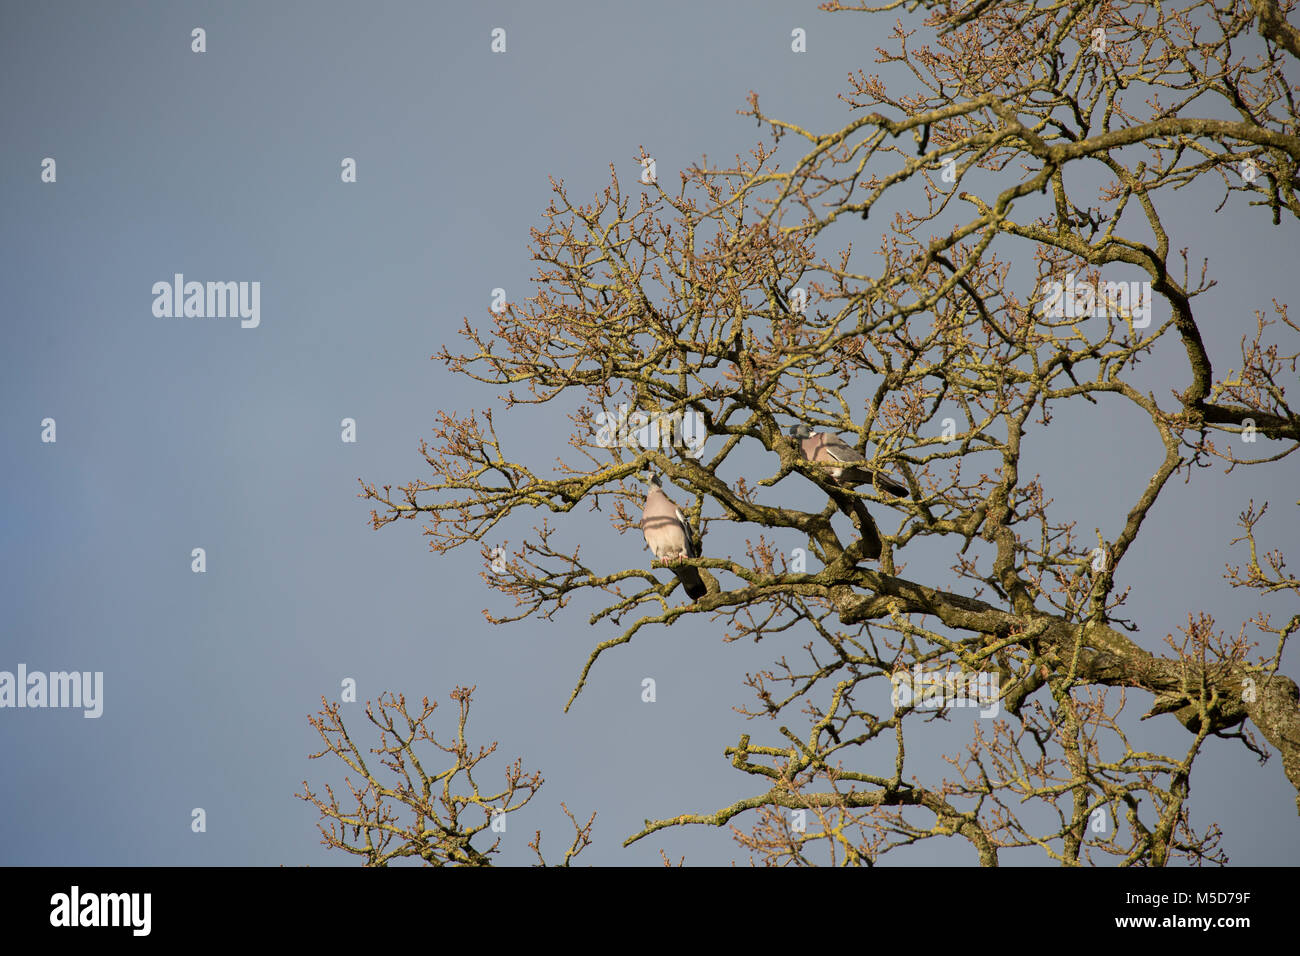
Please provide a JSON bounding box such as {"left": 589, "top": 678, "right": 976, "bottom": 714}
{"left": 790, "top": 423, "right": 814, "bottom": 439}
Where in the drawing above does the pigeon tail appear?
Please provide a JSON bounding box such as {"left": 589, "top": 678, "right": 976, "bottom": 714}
{"left": 673, "top": 565, "right": 707, "bottom": 602}
{"left": 841, "top": 467, "right": 908, "bottom": 498}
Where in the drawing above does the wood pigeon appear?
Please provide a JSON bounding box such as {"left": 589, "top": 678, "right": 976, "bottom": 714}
{"left": 640, "top": 475, "right": 707, "bottom": 602}
{"left": 790, "top": 423, "right": 907, "bottom": 497}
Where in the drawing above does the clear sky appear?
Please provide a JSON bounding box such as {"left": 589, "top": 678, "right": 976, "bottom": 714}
{"left": 2, "top": 0, "right": 1297, "bottom": 866}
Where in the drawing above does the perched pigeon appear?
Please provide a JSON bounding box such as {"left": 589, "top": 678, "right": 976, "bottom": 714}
{"left": 790, "top": 423, "right": 907, "bottom": 497}
{"left": 640, "top": 475, "right": 707, "bottom": 602}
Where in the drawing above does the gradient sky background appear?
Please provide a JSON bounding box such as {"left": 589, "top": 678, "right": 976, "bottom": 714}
{"left": 2, "top": 1, "right": 1297, "bottom": 866}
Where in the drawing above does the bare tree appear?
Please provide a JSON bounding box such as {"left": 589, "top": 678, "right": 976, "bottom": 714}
{"left": 348, "top": 0, "right": 1299, "bottom": 865}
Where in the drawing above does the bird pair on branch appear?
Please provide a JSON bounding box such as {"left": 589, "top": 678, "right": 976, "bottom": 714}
{"left": 639, "top": 423, "right": 907, "bottom": 603}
